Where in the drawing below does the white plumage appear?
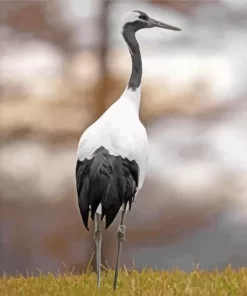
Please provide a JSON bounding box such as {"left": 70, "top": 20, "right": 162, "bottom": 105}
{"left": 77, "top": 86, "right": 149, "bottom": 191}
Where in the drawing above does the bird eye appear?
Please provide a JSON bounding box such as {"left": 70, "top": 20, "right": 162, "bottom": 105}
{"left": 139, "top": 14, "right": 148, "bottom": 21}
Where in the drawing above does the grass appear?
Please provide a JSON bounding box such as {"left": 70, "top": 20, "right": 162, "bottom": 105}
{"left": 1, "top": 267, "right": 247, "bottom": 295}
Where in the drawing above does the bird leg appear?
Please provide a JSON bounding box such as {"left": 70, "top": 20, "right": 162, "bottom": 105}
{"left": 113, "top": 210, "right": 126, "bottom": 291}
{"left": 94, "top": 213, "right": 102, "bottom": 288}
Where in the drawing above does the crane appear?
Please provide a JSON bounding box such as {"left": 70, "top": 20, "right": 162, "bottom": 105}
{"left": 76, "top": 10, "right": 181, "bottom": 290}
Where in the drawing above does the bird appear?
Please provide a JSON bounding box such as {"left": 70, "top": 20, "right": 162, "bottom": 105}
{"left": 75, "top": 10, "right": 181, "bottom": 290}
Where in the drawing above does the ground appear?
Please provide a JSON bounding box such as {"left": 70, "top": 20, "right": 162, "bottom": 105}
{"left": 0, "top": 267, "right": 246, "bottom": 295}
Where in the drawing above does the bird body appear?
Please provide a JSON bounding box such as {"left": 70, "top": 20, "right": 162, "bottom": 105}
{"left": 77, "top": 86, "right": 148, "bottom": 228}
{"left": 75, "top": 9, "right": 181, "bottom": 290}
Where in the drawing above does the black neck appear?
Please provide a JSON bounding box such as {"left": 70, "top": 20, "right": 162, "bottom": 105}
{"left": 122, "top": 24, "right": 142, "bottom": 91}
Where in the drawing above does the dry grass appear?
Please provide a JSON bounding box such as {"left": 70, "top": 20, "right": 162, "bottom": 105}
{"left": 0, "top": 267, "right": 247, "bottom": 295}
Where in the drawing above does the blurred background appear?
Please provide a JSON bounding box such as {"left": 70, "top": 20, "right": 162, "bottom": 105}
{"left": 1, "top": 0, "right": 247, "bottom": 276}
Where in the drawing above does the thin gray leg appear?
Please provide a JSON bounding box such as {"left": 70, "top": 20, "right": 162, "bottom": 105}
{"left": 113, "top": 210, "right": 126, "bottom": 291}
{"left": 94, "top": 213, "right": 102, "bottom": 288}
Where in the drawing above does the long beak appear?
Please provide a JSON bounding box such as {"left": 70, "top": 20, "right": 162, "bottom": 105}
{"left": 149, "top": 18, "right": 181, "bottom": 31}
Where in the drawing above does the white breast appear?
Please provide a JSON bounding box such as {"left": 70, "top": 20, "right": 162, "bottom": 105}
{"left": 77, "top": 90, "right": 149, "bottom": 189}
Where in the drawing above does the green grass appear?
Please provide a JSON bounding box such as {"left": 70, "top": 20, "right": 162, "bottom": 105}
{"left": 1, "top": 267, "right": 247, "bottom": 295}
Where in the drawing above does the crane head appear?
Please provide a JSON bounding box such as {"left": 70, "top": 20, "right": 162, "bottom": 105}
{"left": 123, "top": 11, "right": 181, "bottom": 32}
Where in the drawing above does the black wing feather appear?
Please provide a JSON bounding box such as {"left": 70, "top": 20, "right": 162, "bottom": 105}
{"left": 75, "top": 146, "right": 139, "bottom": 230}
